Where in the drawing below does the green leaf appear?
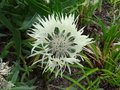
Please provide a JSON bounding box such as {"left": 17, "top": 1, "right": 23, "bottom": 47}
{"left": 52, "top": 71, "right": 86, "bottom": 90}
{"left": 0, "top": 33, "right": 7, "bottom": 37}
{"left": 0, "top": 50, "right": 9, "bottom": 58}
{"left": 96, "top": 88, "right": 104, "bottom": 90}
{"left": 19, "top": 7, "right": 38, "bottom": 30}
{"left": 25, "top": 0, "right": 51, "bottom": 15}
{"left": 0, "top": 41, "right": 13, "bottom": 58}
{"left": 65, "top": 87, "right": 77, "bottom": 90}
{"left": 69, "top": 68, "right": 99, "bottom": 88}
{"left": 92, "top": 16, "right": 107, "bottom": 36}
{"left": 0, "top": 12, "right": 21, "bottom": 57}
{"left": 11, "top": 61, "right": 20, "bottom": 84}
{"left": 12, "top": 86, "right": 36, "bottom": 90}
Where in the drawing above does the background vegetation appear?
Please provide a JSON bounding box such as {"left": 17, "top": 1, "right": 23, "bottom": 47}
{"left": 0, "top": 0, "right": 120, "bottom": 90}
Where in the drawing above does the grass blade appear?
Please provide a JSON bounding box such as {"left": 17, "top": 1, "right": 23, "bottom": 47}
{"left": 0, "top": 13, "right": 21, "bottom": 57}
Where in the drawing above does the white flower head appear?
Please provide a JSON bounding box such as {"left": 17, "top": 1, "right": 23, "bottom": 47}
{"left": 0, "top": 58, "right": 10, "bottom": 76}
{"left": 28, "top": 14, "right": 92, "bottom": 77}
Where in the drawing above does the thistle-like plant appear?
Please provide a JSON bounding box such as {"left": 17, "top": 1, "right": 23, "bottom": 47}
{"left": 28, "top": 14, "right": 92, "bottom": 77}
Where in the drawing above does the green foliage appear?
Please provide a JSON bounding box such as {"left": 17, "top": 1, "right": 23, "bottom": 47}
{"left": 82, "top": 11, "right": 120, "bottom": 87}
{"left": 0, "top": 13, "right": 21, "bottom": 57}
{"left": 0, "top": 0, "right": 120, "bottom": 89}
